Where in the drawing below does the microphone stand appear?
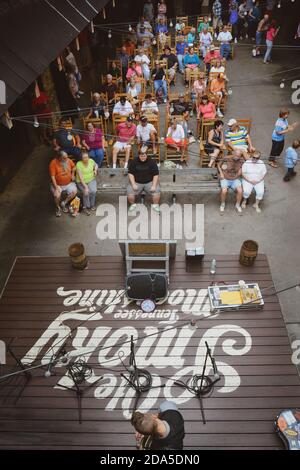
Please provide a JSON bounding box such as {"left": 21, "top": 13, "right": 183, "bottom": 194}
{"left": 121, "top": 335, "right": 165, "bottom": 413}
{"left": 175, "top": 341, "right": 220, "bottom": 425}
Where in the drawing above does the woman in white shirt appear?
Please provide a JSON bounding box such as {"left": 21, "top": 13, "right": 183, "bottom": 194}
{"left": 241, "top": 150, "right": 267, "bottom": 213}
{"left": 165, "top": 120, "right": 187, "bottom": 162}
{"left": 199, "top": 26, "right": 213, "bottom": 58}
{"left": 210, "top": 58, "right": 225, "bottom": 74}
{"left": 127, "top": 77, "right": 140, "bottom": 107}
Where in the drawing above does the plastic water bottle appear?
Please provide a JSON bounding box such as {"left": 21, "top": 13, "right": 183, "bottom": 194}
{"left": 210, "top": 259, "right": 216, "bottom": 274}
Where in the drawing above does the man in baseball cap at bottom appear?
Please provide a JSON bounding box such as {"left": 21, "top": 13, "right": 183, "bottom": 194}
{"left": 127, "top": 149, "right": 161, "bottom": 213}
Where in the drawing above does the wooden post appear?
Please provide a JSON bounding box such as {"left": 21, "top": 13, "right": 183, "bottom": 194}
{"left": 68, "top": 243, "right": 88, "bottom": 270}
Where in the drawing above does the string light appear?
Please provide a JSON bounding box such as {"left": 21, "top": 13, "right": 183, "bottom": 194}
{"left": 169, "top": 20, "right": 173, "bottom": 27}
{"left": 228, "top": 87, "right": 233, "bottom": 95}
{"left": 128, "top": 24, "right": 132, "bottom": 32}
{"left": 108, "top": 29, "right": 112, "bottom": 39}
{"left": 33, "top": 116, "right": 39, "bottom": 128}
{"left": 277, "top": 1, "right": 281, "bottom": 7}
{"left": 280, "top": 79, "right": 285, "bottom": 88}
{"left": 152, "top": 38, "right": 157, "bottom": 45}
{"left": 91, "top": 20, "right": 94, "bottom": 34}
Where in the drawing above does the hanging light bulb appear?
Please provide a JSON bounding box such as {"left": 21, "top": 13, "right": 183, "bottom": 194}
{"left": 108, "top": 29, "right": 112, "bottom": 39}
{"left": 90, "top": 20, "right": 94, "bottom": 34}
{"left": 291, "top": 0, "right": 295, "bottom": 2}
{"left": 169, "top": 19, "right": 173, "bottom": 27}
{"left": 189, "top": 320, "right": 197, "bottom": 331}
{"left": 33, "top": 116, "right": 40, "bottom": 128}
{"left": 280, "top": 79, "right": 285, "bottom": 89}
{"left": 277, "top": 1, "right": 281, "bottom": 7}
{"left": 228, "top": 87, "right": 233, "bottom": 95}
{"left": 128, "top": 24, "right": 132, "bottom": 32}
{"left": 152, "top": 38, "right": 157, "bottom": 45}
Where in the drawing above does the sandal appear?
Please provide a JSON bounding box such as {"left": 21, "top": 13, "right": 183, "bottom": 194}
{"left": 268, "top": 161, "right": 278, "bottom": 168}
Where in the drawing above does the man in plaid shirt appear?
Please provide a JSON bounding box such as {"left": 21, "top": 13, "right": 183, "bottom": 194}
{"left": 212, "top": 0, "right": 222, "bottom": 32}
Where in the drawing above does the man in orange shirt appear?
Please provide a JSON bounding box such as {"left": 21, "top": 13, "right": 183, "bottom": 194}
{"left": 210, "top": 73, "right": 226, "bottom": 118}
{"left": 49, "top": 150, "right": 77, "bottom": 217}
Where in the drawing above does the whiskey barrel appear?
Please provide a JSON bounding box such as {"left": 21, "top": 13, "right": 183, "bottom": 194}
{"left": 239, "top": 240, "right": 258, "bottom": 266}
{"left": 68, "top": 243, "right": 88, "bottom": 270}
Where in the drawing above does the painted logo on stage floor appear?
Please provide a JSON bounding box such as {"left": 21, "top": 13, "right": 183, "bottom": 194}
{"left": 21, "top": 287, "right": 252, "bottom": 419}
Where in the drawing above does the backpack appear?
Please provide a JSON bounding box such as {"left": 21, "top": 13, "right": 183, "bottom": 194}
{"left": 229, "top": 10, "right": 238, "bottom": 25}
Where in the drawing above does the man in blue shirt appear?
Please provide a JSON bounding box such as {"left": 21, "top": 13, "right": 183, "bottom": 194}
{"left": 269, "top": 108, "right": 298, "bottom": 168}
{"left": 176, "top": 36, "right": 188, "bottom": 73}
{"left": 283, "top": 140, "right": 300, "bottom": 181}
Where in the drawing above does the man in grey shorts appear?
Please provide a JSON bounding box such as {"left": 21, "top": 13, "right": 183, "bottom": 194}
{"left": 127, "top": 151, "right": 161, "bottom": 213}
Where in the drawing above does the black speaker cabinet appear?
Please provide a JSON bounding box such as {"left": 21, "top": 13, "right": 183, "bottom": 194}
{"left": 126, "top": 273, "right": 168, "bottom": 300}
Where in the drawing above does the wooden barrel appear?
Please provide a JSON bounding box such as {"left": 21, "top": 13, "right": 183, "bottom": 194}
{"left": 239, "top": 240, "right": 258, "bottom": 266}
{"left": 68, "top": 243, "right": 88, "bottom": 270}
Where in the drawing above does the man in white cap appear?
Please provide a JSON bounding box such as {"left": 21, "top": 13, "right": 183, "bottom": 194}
{"left": 204, "top": 45, "right": 221, "bottom": 73}
{"left": 225, "top": 119, "right": 255, "bottom": 160}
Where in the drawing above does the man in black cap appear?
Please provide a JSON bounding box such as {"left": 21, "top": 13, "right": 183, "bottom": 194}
{"left": 136, "top": 116, "right": 158, "bottom": 155}
{"left": 113, "top": 95, "right": 134, "bottom": 117}
{"left": 127, "top": 150, "right": 160, "bottom": 213}
{"left": 132, "top": 400, "right": 185, "bottom": 450}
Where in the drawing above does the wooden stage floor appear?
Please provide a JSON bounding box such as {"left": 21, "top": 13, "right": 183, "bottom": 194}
{"left": 0, "top": 254, "right": 299, "bottom": 450}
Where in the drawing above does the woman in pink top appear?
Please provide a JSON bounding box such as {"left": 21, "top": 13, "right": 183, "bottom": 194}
{"left": 191, "top": 73, "right": 207, "bottom": 115}
{"left": 82, "top": 122, "right": 105, "bottom": 166}
{"left": 264, "top": 20, "right": 280, "bottom": 64}
{"left": 126, "top": 60, "right": 143, "bottom": 94}
{"left": 197, "top": 95, "right": 216, "bottom": 120}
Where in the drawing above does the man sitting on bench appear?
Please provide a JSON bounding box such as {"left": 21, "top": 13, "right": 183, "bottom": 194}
{"left": 127, "top": 150, "right": 161, "bottom": 213}
{"left": 217, "top": 150, "right": 244, "bottom": 215}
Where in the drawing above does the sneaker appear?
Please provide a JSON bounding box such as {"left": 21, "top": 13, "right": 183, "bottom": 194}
{"left": 217, "top": 108, "right": 224, "bottom": 117}
{"left": 283, "top": 177, "right": 290, "bottom": 182}
{"left": 241, "top": 200, "right": 247, "bottom": 210}
{"left": 163, "top": 98, "right": 167, "bottom": 103}
{"left": 83, "top": 208, "right": 91, "bottom": 216}
{"left": 235, "top": 203, "right": 243, "bottom": 215}
{"left": 128, "top": 203, "right": 137, "bottom": 212}
{"left": 219, "top": 203, "right": 225, "bottom": 214}
{"left": 55, "top": 207, "right": 62, "bottom": 217}
{"left": 60, "top": 201, "right": 68, "bottom": 213}
{"left": 91, "top": 206, "right": 97, "bottom": 211}
{"left": 253, "top": 204, "right": 261, "bottom": 214}
{"left": 152, "top": 204, "right": 161, "bottom": 214}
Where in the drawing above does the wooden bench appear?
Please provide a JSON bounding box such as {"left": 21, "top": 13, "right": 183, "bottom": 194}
{"left": 97, "top": 167, "right": 219, "bottom": 202}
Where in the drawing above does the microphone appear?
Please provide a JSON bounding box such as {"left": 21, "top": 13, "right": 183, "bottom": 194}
{"left": 44, "top": 356, "right": 54, "bottom": 378}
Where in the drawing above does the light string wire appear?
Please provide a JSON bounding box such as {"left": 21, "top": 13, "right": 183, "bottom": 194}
{"left": 93, "top": 0, "right": 300, "bottom": 29}
{"left": 8, "top": 62, "right": 300, "bottom": 122}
